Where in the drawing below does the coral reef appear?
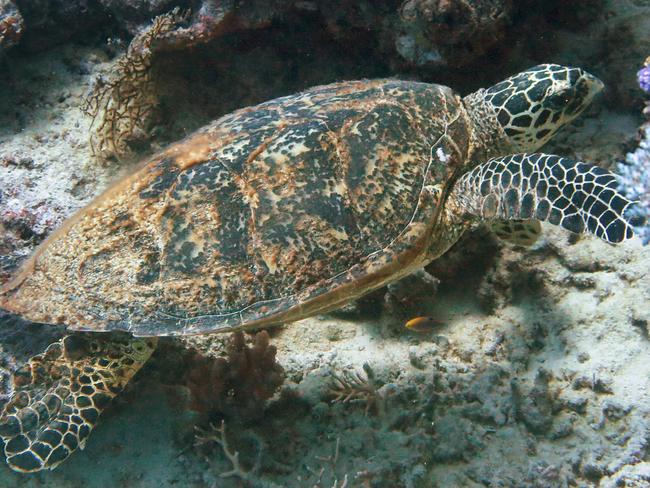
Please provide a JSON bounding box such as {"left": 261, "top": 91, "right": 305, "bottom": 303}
{"left": 0, "top": 2, "right": 649, "bottom": 487}
{"left": 98, "top": 0, "right": 190, "bottom": 31}
{"left": 0, "top": 44, "right": 112, "bottom": 285}
{"left": 301, "top": 438, "right": 349, "bottom": 488}
{"left": 6, "top": 0, "right": 647, "bottom": 125}
{"left": 186, "top": 334, "right": 285, "bottom": 486}
{"left": 2, "top": 1, "right": 621, "bottom": 102}
{"left": 185, "top": 331, "right": 285, "bottom": 421}
{"left": 83, "top": 9, "right": 186, "bottom": 163}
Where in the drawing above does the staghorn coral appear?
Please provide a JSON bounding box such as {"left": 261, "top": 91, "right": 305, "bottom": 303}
{"left": 185, "top": 330, "right": 285, "bottom": 420}
{"left": 83, "top": 8, "right": 186, "bottom": 164}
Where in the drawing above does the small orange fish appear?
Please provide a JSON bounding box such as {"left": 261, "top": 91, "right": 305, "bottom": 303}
{"left": 404, "top": 316, "right": 442, "bottom": 332}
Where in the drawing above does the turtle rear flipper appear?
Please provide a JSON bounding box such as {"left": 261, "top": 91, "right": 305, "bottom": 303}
{"left": 0, "top": 334, "right": 156, "bottom": 472}
{"left": 449, "top": 153, "right": 635, "bottom": 243}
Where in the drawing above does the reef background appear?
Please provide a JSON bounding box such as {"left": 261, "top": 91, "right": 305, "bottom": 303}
{"left": 0, "top": 0, "right": 649, "bottom": 486}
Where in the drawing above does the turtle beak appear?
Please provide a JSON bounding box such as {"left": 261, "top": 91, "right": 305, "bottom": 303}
{"left": 582, "top": 71, "right": 604, "bottom": 100}
{"left": 564, "top": 69, "right": 603, "bottom": 117}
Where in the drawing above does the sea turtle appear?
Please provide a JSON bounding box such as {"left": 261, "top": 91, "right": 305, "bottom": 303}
{"left": 0, "top": 64, "right": 635, "bottom": 472}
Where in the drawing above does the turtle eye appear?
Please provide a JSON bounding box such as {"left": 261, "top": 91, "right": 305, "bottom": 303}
{"left": 544, "top": 87, "right": 573, "bottom": 112}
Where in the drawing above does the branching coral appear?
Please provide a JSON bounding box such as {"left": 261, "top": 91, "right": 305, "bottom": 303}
{"left": 83, "top": 8, "right": 186, "bottom": 163}
{"left": 185, "top": 330, "right": 285, "bottom": 420}
{"left": 307, "top": 437, "right": 349, "bottom": 488}
{"left": 195, "top": 420, "right": 263, "bottom": 481}
{"left": 329, "top": 363, "right": 384, "bottom": 416}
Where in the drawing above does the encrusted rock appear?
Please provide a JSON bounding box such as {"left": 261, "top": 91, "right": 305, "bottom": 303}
{"left": 396, "top": 0, "right": 514, "bottom": 68}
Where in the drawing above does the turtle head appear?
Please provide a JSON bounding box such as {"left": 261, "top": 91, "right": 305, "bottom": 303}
{"left": 476, "top": 64, "right": 603, "bottom": 152}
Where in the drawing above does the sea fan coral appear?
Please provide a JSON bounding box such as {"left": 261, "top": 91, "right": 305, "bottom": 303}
{"left": 83, "top": 9, "right": 186, "bottom": 163}
{"left": 185, "top": 331, "right": 285, "bottom": 420}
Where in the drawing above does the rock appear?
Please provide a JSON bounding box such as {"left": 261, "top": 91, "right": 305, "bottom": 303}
{"left": 600, "top": 462, "right": 650, "bottom": 488}
{"left": 396, "top": 0, "right": 514, "bottom": 68}
{"left": 98, "top": 0, "right": 189, "bottom": 31}
{"left": 601, "top": 400, "right": 630, "bottom": 421}
{"left": 582, "top": 461, "right": 606, "bottom": 482}
{"left": 431, "top": 415, "right": 475, "bottom": 462}
{"left": 513, "top": 369, "right": 558, "bottom": 435}
{"left": 385, "top": 269, "right": 440, "bottom": 317}
{"left": 13, "top": 0, "right": 108, "bottom": 50}
{"left": 563, "top": 395, "right": 588, "bottom": 414}
{"left": 0, "top": 0, "right": 22, "bottom": 53}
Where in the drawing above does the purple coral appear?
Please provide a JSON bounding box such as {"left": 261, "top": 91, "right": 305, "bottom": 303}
{"left": 616, "top": 126, "right": 650, "bottom": 244}
{"left": 638, "top": 64, "right": 650, "bottom": 93}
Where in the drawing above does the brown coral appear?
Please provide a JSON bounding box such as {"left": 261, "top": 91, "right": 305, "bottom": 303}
{"left": 185, "top": 331, "right": 285, "bottom": 420}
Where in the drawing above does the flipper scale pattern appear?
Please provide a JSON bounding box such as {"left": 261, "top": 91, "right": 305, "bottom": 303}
{"left": 451, "top": 153, "right": 635, "bottom": 243}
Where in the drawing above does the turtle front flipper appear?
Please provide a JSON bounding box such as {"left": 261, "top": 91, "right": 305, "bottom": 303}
{"left": 490, "top": 219, "right": 542, "bottom": 246}
{"left": 448, "top": 153, "right": 635, "bottom": 243}
{"left": 0, "top": 334, "right": 156, "bottom": 472}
